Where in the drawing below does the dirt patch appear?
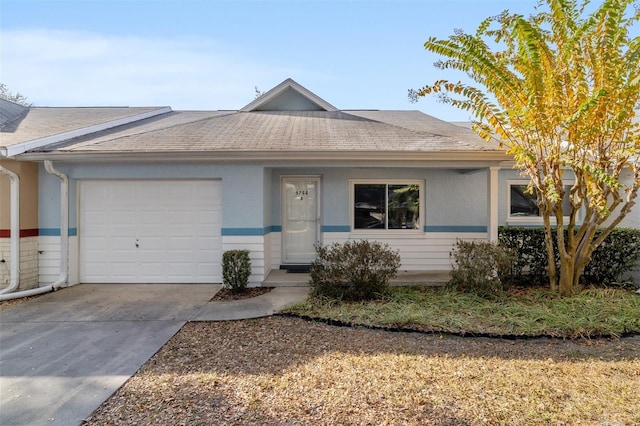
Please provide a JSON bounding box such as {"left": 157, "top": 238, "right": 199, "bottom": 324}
{"left": 0, "top": 294, "right": 45, "bottom": 312}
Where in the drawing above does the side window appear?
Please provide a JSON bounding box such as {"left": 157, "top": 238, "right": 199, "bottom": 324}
{"left": 508, "top": 182, "right": 573, "bottom": 220}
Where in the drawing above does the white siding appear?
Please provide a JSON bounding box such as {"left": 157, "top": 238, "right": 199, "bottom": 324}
{"left": 322, "top": 232, "right": 488, "bottom": 271}
{"left": 221, "top": 235, "right": 265, "bottom": 285}
{"left": 263, "top": 232, "right": 273, "bottom": 276}
{"left": 37, "top": 235, "right": 79, "bottom": 286}
{"left": 38, "top": 236, "right": 61, "bottom": 285}
{"left": 270, "top": 232, "right": 282, "bottom": 269}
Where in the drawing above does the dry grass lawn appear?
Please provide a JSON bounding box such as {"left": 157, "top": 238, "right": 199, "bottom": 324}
{"left": 85, "top": 317, "right": 640, "bottom": 426}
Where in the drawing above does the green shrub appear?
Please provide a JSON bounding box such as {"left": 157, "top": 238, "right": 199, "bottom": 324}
{"left": 222, "top": 250, "right": 251, "bottom": 293}
{"left": 584, "top": 228, "right": 640, "bottom": 287}
{"left": 448, "top": 240, "right": 515, "bottom": 297}
{"left": 498, "top": 227, "right": 549, "bottom": 286}
{"left": 310, "top": 240, "right": 401, "bottom": 301}
{"left": 499, "top": 227, "right": 640, "bottom": 287}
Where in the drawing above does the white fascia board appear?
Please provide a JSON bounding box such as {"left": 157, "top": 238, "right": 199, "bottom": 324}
{"left": 17, "top": 150, "right": 511, "bottom": 164}
{"left": 4, "top": 106, "right": 172, "bottom": 157}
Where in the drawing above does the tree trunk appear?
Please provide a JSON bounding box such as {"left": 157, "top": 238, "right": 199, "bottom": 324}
{"left": 542, "top": 211, "right": 558, "bottom": 291}
{"left": 558, "top": 255, "right": 575, "bottom": 297}
{"left": 558, "top": 226, "right": 597, "bottom": 297}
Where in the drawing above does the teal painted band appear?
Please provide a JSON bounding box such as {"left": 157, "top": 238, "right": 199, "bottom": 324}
{"left": 221, "top": 228, "right": 266, "bottom": 236}
{"left": 38, "top": 228, "right": 78, "bottom": 236}
{"left": 321, "top": 225, "right": 351, "bottom": 232}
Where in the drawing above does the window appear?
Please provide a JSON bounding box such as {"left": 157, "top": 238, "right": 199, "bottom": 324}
{"left": 508, "top": 182, "right": 573, "bottom": 220}
{"left": 352, "top": 181, "right": 422, "bottom": 230}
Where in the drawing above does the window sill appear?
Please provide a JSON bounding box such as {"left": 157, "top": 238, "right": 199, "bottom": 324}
{"left": 507, "top": 217, "right": 578, "bottom": 227}
{"left": 349, "top": 229, "right": 425, "bottom": 238}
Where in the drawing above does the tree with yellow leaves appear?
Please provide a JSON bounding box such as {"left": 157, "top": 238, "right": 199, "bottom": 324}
{"left": 411, "top": 0, "right": 640, "bottom": 296}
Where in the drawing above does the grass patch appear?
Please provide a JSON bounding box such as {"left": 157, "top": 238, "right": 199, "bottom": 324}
{"left": 281, "top": 286, "right": 640, "bottom": 338}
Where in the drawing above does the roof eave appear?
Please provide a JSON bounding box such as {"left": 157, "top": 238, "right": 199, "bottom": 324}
{"left": 17, "top": 150, "right": 511, "bottom": 164}
{"left": 3, "top": 106, "right": 173, "bottom": 157}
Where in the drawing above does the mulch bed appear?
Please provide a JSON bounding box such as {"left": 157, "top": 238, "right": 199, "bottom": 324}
{"left": 84, "top": 316, "right": 640, "bottom": 426}
{"left": 210, "top": 287, "right": 274, "bottom": 301}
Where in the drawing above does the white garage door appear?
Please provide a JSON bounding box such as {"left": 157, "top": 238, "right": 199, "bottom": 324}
{"left": 80, "top": 180, "right": 222, "bottom": 283}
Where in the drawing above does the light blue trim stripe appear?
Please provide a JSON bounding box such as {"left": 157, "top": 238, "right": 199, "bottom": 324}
{"left": 38, "top": 228, "right": 78, "bottom": 236}
{"left": 321, "top": 225, "right": 351, "bottom": 232}
{"left": 267, "top": 225, "right": 282, "bottom": 233}
{"left": 424, "top": 225, "right": 487, "bottom": 233}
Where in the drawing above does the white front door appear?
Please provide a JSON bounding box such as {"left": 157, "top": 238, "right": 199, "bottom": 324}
{"left": 282, "top": 177, "right": 320, "bottom": 263}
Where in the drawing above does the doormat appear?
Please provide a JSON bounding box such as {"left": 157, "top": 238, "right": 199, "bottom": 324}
{"left": 281, "top": 264, "right": 311, "bottom": 273}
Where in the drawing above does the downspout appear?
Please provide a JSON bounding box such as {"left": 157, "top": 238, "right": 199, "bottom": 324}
{"left": 0, "top": 165, "right": 20, "bottom": 295}
{"left": 0, "top": 160, "right": 69, "bottom": 301}
{"left": 43, "top": 160, "right": 69, "bottom": 290}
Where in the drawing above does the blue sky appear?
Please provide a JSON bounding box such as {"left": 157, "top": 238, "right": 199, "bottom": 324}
{"left": 1, "top": 0, "right": 541, "bottom": 121}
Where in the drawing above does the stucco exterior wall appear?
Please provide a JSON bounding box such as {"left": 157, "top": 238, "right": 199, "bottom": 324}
{"left": 0, "top": 160, "right": 39, "bottom": 290}
{"left": 36, "top": 161, "right": 638, "bottom": 281}
{"left": 269, "top": 167, "right": 489, "bottom": 230}
{"left": 1, "top": 160, "right": 39, "bottom": 231}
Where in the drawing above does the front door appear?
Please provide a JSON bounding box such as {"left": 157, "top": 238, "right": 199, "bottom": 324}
{"left": 282, "top": 176, "right": 320, "bottom": 264}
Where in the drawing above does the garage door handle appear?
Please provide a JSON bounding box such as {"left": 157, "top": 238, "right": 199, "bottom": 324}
{"left": 135, "top": 239, "right": 139, "bottom": 248}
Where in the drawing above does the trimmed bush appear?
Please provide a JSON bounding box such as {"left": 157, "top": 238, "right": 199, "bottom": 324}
{"left": 499, "top": 227, "right": 640, "bottom": 287}
{"left": 584, "top": 228, "right": 640, "bottom": 286}
{"left": 310, "top": 240, "right": 401, "bottom": 301}
{"left": 449, "top": 240, "right": 515, "bottom": 297}
{"left": 222, "top": 250, "right": 251, "bottom": 293}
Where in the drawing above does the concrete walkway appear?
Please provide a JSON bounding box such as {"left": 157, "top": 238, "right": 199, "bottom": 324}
{"left": 0, "top": 284, "right": 309, "bottom": 426}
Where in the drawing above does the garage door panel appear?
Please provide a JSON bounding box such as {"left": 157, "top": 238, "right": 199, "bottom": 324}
{"left": 110, "top": 262, "right": 139, "bottom": 277}
{"left": 80, "top": 180, "right": 222, "bottom": 283}
{"left": 138, "top": 263, "right": 166, "bottom": 278}
{"left": 166, "top": 237, "right": 195, "bottom": 251}
{"left": 139, "top": 211, "right": 164, "bottom": 224}
{"left": 109, "top": 237, "right": 136, "bottom": 250}
{"left": 195, "top": 236, "right": 219, "bottom": 250}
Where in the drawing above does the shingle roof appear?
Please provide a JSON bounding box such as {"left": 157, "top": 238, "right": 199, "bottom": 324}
{"left": 0, "top": 98, "right": 29, "bottom": 130}
{"left": 10, "top": 79, "right": 509, "bottom": 160}
{"left": 0, "top": 106, "right": 165, "bottom": 149}
{"left": 43, "top": 109, "right": 501, "bottom": 154}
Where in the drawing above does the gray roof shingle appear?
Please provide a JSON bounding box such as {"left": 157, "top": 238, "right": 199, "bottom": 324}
{"left": 0, "top": 98, "right": 29, "bottom": 131}
{"left": 43, "top": 110, "right": 501, "bottom": 154}
{"left": 0, "top": 106, "right": 165, "bottom": 149}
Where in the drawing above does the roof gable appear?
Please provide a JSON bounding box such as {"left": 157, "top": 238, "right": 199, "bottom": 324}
{"left": 240, "top": 78, "right": 338, "bottom": 112}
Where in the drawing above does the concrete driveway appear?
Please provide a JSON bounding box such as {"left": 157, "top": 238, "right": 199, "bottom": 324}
{"left": 0, "top": 284, "right": 219, "bottom": 426}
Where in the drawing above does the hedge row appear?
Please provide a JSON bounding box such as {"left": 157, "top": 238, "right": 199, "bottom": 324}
{"left": 498, "top": 227, "right": 640, "bottom": 286}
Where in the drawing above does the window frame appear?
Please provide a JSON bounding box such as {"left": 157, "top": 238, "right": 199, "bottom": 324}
{"left": 349, "top": 179, "right": 424, "bottom": 233}
{"left": 507, "top": 180, "right": 578, "bottom": 224}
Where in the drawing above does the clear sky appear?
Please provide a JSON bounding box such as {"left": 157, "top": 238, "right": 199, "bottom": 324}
{"left": 1, "top": 0, "right": 541, "bottom": 121}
